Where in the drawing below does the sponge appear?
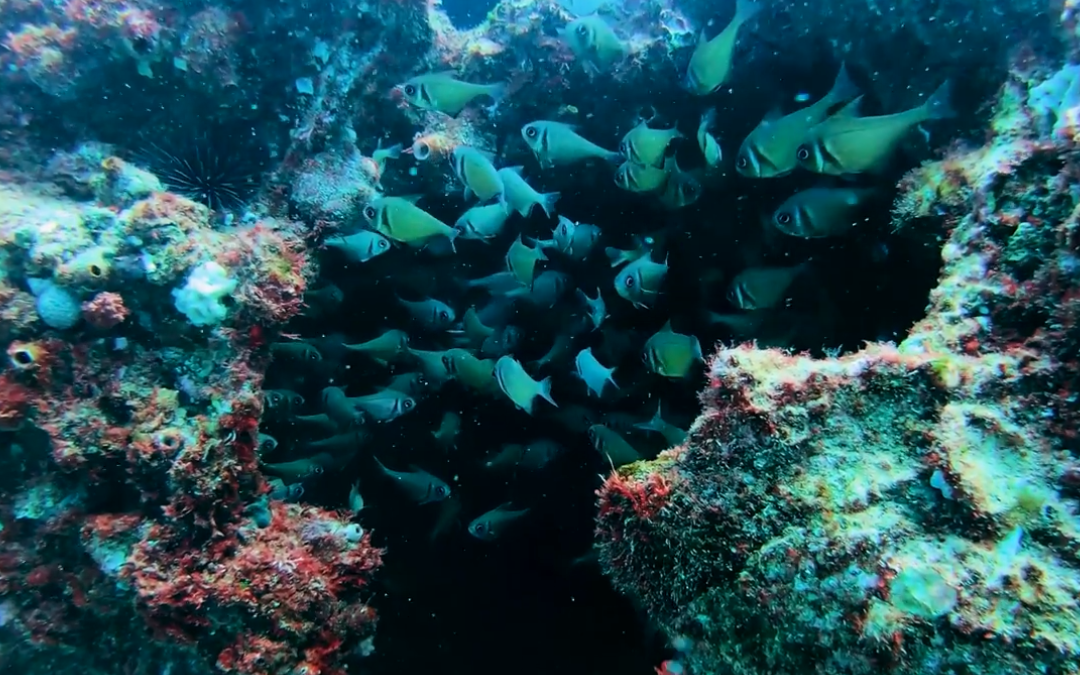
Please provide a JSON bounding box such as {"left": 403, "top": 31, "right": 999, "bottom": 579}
{"left": 172, "top": 261, "right": 238, "bottom": 326}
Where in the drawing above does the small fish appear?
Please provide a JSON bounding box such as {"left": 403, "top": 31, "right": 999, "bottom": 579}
{"left": 507, "top": 270, "right": 570, "bottom": 308}
{"left": 432, "top": 411, "right": 462, "bottom": 450}
{"left": 614, "top": 161, "right": 669, "bottom": 193}
{"left": 620, "top": 122, "right": 682, "bottom": 168}
{"left": 531, "top": 332, "right": 575, "bottom": 370}
{"left": 352, "top": 388, "right": 417, "bottom": 422}
{"left": 465, "top": 271, "right": 526, "bottom": 294}
{"left": 505, "top": 234, "right": 547, "bottom": 287}
{"left": 772, "top": 187, "right": 878, "bottom": 238}
{"left": 321, "top": 386, "right": 365, "bottom": 428}
{"left": 574, "top": 347, "right": 618, "bottom": 397}
{"left": 484, "top": 439, "right": 563, "bottom": 471}
{"left": 735, "top": 62, "right": 859, "bottom": 178}
{"left": 727, "top": 264, "right": 809, "bottom": 311}
{"left": 442, "top": 348, "right": 499, "bottom": 394}
{"left": 684, "top": 0, "right": 761, "bottom": 96}
{"left": 479, "top": 325, "right": 521, "bottom": 359}
{"left": 697, "top": 109, "right": 722, "bottom": 168}
{"left": 576, "top": 287, "right": 608, "bottom": 331}
{"left": 325, "top": 230, "right": 392, "bottom": 263}
{"left": 452, "top": 146, "right": 505, "bottom": 203}
{"left": 364, "top": 196, "right": 458, "bottom": 250}
{"left": 456, "top": 202, "right": 512, "bottom": 242}
{"left": 301, "top": 284, "right": 344, "bottom": 317}
{"left": 343, "top": 329, "right": 410, "bottom": 366}
{"left": 634, "top": 402, "right": 687, "bottom": 446}
{"left": 263, "top": 452, "right": 332, "bottom": 482}
{"left": 409, "top": 348, "right": 454, "bottom": 386}
{"left": 543, "top": 216, "right": 602, "bottom": 260}
{"left": 270, "top": 341, "right": 323, "bottom": 362}
{"left": 561, "top": 16, "right": 626, "bottom": 73}
{"left": 587, "top": 425, "right": 642, "bottom": 467}
{"left": 643, "top": 322, "right": 702, "bottom": 379}
{"left": 456, "top": 306, "right": 496, "bottom": 345}
{"left": 396, "top": 71, "right": 507, "bottom": 116}
{"left": 349, "top": 479, "right": 368, "bottom": 514}
{"left": 797, "top": 80, "right": 955, "bottom": 175}
{"left": 372, "top": 139, "right": 403, "bottom": 171}
{"left": 429, "top": 495, "right": 463, "bottom": 543}
{"left": 257, "top": 433, "right": 278, "bottom": 456}
{"left": 374, "top": 456, "right": 451, "bottom": 504}
{"left": 264, "top": 389, "right": 304, "bottom": 415}
{"left": 614, "top": 253, "right": 668, "bottom": 309}
{"left": 498, "top": 167, "right": 561, "bottom": 219}
{"left": 494, "top": 355, "right": 557, "bottom": 414}
{"left": 386, "top": 371, "right": 428, "bottom": 397}
{"left": 546, "top": 404, "right": 598, "bottom": 434}
{"left": 521, "top": 120, "right": 622, "bottom": 168}
{"left": 605, "top": 239, "right": 652, "bottom": 268}
{"left": 468, "top": 502, "right": 531, "bottom": 541}
{"left": 656, "top": 157, "right": 702, "bottom": 210}
{"left": 292, "top": 413, "right": 340, "bottom": 435}
{"left": 267, "top": 478, "right": 305, "bottom": 501}
{"left": 303, "top": 428, "right": 369, "bottom": 454}
{"left": 397, "top": 295, "right": 456, "bottom": 331}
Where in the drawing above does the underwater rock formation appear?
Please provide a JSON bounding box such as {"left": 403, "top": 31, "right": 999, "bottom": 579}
{"left": 594, "top": 53, "right": 1080, "bottom": 675}
{"left": 0, "top": 172, "right": 380, "bottom": 675}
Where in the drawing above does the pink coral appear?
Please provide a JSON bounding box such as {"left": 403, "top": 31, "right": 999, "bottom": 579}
{"left": 82, "top": 291, "right": 129, "bottom": 329}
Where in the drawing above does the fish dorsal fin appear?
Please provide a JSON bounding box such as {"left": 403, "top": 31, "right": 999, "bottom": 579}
{"left": 429, "top": 69, "right": 459, "bottom": 80}
{"left": 659, "top": 320, "right": 674, "bottom": 334}
{"left": 762, "top": 105, "right": 783, "bottom": 122}
{"left": 831, "top": 95, "right": 864, "bottom": 119}
{"left": 504, "top": 165, "right": 525, "bottom": 175}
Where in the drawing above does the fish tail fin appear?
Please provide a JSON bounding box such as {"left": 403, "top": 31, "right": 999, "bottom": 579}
{"left": 828, "top": 61, "right": 860, "bottom": 103}
{"left": 486, "top": 82, "right": 509, "bottom": 103}
{"left": 538, "top": 377, "right": 558, "bottom": 408}
{"left": 604, "top": 246, "right": 626, "bottom": 267}
{"left": 733, "top": 0, "right": 762, "bottom": 25}
{"left": 539, "top": 191, "right": 561, "bottom": 219}
{"left": 924, "top": 80, "right": 956, "bottom": 120}
{"left": 384, "top": 142, "right": 404, "bottom": 160}
{"left": 700, "top": 108, "right": 717, "bottom": 130}
{"left": 604, "top": 149, "right": 624, "bottom": 164}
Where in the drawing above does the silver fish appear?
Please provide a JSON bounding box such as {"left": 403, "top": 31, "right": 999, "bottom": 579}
{"left": 468, "top": 502, "right": 531, "bottom": 541}
{"left": 374, "top": 457, "right": 451, "bottom": 504}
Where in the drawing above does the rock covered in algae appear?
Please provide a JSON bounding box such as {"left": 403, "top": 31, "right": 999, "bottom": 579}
{"left": 594, "top": 55, "right": 1080, "bottom": 675}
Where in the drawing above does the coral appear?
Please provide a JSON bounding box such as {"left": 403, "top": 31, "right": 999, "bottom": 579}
{"left": 593, "top": 51, "right": 1080, "bottom": 675}
{"left": 81, "top": 291, "right": 128, "bottom": 329}
{"left": 0, "top": 178, "right": 374, "bottom": 675}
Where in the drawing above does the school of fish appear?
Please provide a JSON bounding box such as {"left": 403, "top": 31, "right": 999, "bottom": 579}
{"left": 257, "top": 0, "right": 957, "bottom": 543}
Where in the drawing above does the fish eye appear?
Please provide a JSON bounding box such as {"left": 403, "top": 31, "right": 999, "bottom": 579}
{"left": 268, "top": 393, "right": 281, "bottom": 406}
{"left": 293, "top": 485, "right": 305, "bottom": 497}
{"left": 292, "top": 395, "right": 304, "bottom": 407}
{"left": 525, "top": 126, "right": 538, "bottom": 139}
{"left": 623, "top": 275, "right": 634, "bottom": 288}
{"left": 474, "top": 522, "right": 485, "bottom": 533}
{"left": 576, "top": 23, "right": 589, "bottom": 36}
{"left": 363, "top": 205, "right": 377, "bottom": 220}
{"left": 404, "top": 84, "right": 416, "bottom": 96}
{"left": 796, "top": 146, "right": 811, "bottom": 161}
{"left": 378, "top": 239, "right": 389, "bottom": 249}
{"left": 437, "top": 485, "right": 447, "bottom": 496}
{"left": 403, "top": 398, "right": 415, "bottom": 410}
{"left": 776, "top": 212, "right": 792, "bottom": 225}
{"left": 561, "top": 223, "right": 568, "bottom": 235}
{"left": 439, "top": 310, "right": 450, "bottom": 321}
{"left": 308, "top": 351, "right": 319, "bottom": 360}
{"left": 736, "top": 156, "right": 748, "bottom": 169}
{"left": 311, "top": 465, "right": 324, "bottom": 475}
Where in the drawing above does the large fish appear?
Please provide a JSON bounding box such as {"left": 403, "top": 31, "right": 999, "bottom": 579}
{"left": 364, "top": 196, "right": 458, "bottom": 249}
{"left": 735, "top": 62, "right": 860, "bottom": 178}
{"left": 521, "top": 120, "right": 622, "bottom": 168}
{"left": 561, "top": 15, "right": 626, "bottom": 73}
{"left": 684, "top": 0, "right": 761, "bottom": 95}
{"left": 771, "top": 187, "right": 879, "bottom": 238}
{"left": 396, "top": 71, "right": 506, "bottom": 116}
{"left": 796, "top": 80, "right": 955, "bottom": 175}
